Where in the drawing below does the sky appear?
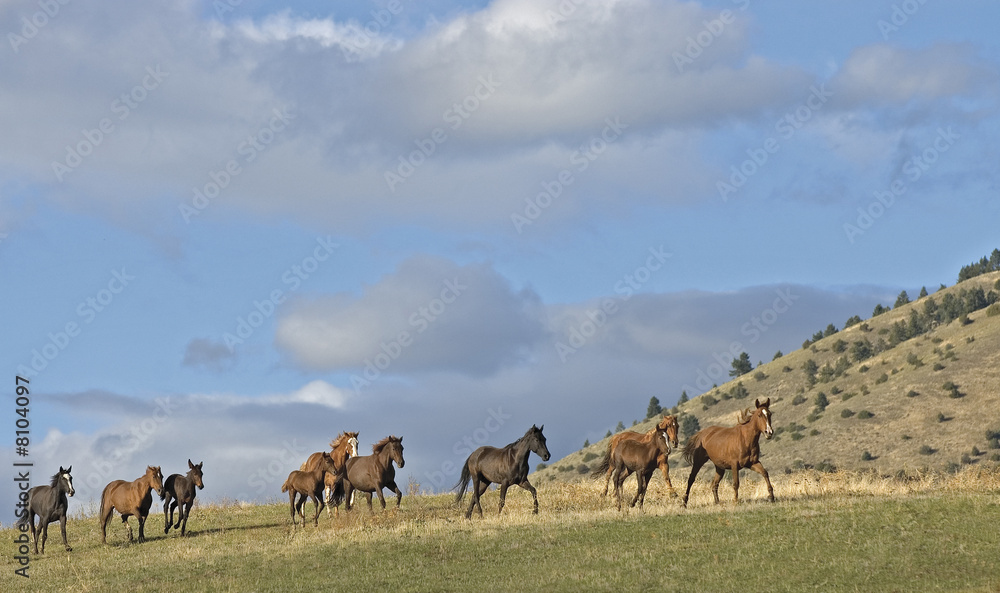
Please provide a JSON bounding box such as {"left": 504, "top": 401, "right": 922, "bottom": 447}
{"left": 2, "top": 0, "right": 999, "bottom": 517}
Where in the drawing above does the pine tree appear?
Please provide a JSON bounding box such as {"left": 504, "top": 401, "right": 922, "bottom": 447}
{"left": 615, "top": 421, "right": 626, "bottom": 433}
{"left": 680, "top": 414, "right": 701, "bottom": 440}
{"left": 678, "top": 390, "right": 689, "bottom": 405}
{"left": 895, "top": 290, "right": 910, "bottom": 308}
{"left": 646, "top": 396, "right": 662, "bottom": 419}
{"left": 919, "top": 286, "right": 928, "bottom": 298}
{"left": 729, "top": 352, "right": 753, "bottom": 377}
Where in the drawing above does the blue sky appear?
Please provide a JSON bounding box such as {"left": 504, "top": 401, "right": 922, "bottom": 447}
{"left": 2, "top": 0, "right": 998, "bottom": 516}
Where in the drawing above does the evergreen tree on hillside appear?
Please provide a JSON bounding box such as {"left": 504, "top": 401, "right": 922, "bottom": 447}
{"left": 646, "top": 396, "right": 662, "bottom": 419}
{"left": 678, "top": 390, "right": 689, "bottom": 405}
{"left": 844, "top": 315, "right": 862, "bottom": 328}
{"left": 895, "top": 290, "right": 910, "bottom": 308}
{"left": 824, "top": 324, "right": 838, "bottom": 337}
{"left": 919, "top": 286, "right": 928, "bottom": 298}
{"left": 872, "top": 303, "right": 888, "bottom": 317}
{"left": 615, "top": 421, "right": 626, "bottom": 433}
{"left": 729, "top": 352, "right": 753, "bottom": 377}
{"left": 680, "top": 414, "right": 701, "bottom": 440}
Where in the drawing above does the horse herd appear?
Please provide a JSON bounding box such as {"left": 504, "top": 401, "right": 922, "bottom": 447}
{"left": 17, "top": 398, "right": 775, "bottom": 553}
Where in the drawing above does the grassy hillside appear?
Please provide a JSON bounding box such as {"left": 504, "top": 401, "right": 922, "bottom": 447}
{"left": 535, "top": 271, "right": 1000, "bottom": 487}
{"left": 5, "top": 472, "right": 1000, "bottom": 592}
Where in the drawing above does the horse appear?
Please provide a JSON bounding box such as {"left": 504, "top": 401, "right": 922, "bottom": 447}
{"left": 282, "top": 452, "right": 343, "bottom": 527}
{"left": 455, "top": 424, "right": 551, "bottom": 519}
{"left": 681, "top": 398, "right": 775, "bottom": 507}
{"left": 607, "top": 430, "right": 671, "bottom": 511}
{"left": 162, "top": 460, "right": 204, "bottom": 536}
{"left": 600, "top": 415, "right": 680, "bottom": 497}
{"left": 100, "top": 466, "right": 165, "bottom": 544}
{"left": 342, "top": 435, "right": 404, "bottom": 513}
{"left": 299, "top": 431, "right": 358, "bottom": 517}
{"left": 17, "top": 466, "right": 75, "bottom": 553}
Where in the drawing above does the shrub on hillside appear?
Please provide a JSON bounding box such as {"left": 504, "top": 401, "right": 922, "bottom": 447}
{"left": 919, "top": 445, "right": 935, "bottom": 455}
{"left": 857, "top": 410, "right": 874, "bottom": 419}
{"left": 841, "top": 409, "right": 855, "bottom": 418}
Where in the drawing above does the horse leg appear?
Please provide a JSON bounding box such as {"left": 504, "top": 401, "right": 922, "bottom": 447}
{"left": 710, "top": 465, "right": 725, "bottom": 505}
{"left": 375, "top": 487, "right": 387, "bottom": 511}
{"left": 163, "top": 493, "right": 173, "bottom": 534}
{"left": 630, "top": 472, "right": 645, "bottom": 509}
{"left": 173, "top": 500, "right": 183, "bottom": 529}
{"left": 122, "top": 516, "right": 134, "bottom": 543}
{"left": 659, "top": 455, "right": 678, "bottom": 498}
{"left": 497, "top": 483, "right": 510, "bottom": 515}
{"left": 138, "top": 514, "right": 147, "bottom": 543}
{"left": 180, "top": 502, "right": 189, "bottom": 536}
{"left": 311, "top": 494, "right": 321, "bottom": 526}
{"left": 39, "top": 521, "right": 48, "bottom": 554}
{"left": 390, "top": 480, "right": 403, "bottom": 509}
{"left": 750, "top": 461, "right": 775, "bottom": 502}
{"left": 366, "top": 492, "right": 375, "bottom": 513}
{"left": 612, "top": 465, "right": 625, "bottom": 511}
{"left": 28, "top": 513, "right": 39, "bottom": 554}
{"left": 682, "top": 451, "right": 708, "bottom": 508}
{"left": 100, "top": 506, "right": 113, "bottom": 544}
{"left": 519, "top": 479, "right": 539, "bottom": 515}
{"left": 465, "top": 476, "right": 481, "bottom": 519}
{"left": 731, "top": 465, "right": 741, "bottom": 504}
{"left": 343, "top": 484, "right": 354, "bottom": 511}
{"left": 602, "top": 461, "right": 614, "bottom": 497}
{"left": 60, "top": 513, "right": 71, "bottom": 551}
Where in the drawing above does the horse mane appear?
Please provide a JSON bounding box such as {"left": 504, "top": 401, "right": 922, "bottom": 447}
{"left": 50, "top": 471, "right": 64, "bottom": 488}
{"left": 372, "top": 435, "right": 400, "bottom": 454}
{"left": 330, "top": 431, "right": 357, "bottom": 450}
{"left": 736, "top": 407, "right": 755, "bottom": 425}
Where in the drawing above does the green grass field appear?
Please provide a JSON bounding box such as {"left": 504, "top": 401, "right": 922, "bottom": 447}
{"left": 5, "top": 471, "right": 1000, "bottom": 592}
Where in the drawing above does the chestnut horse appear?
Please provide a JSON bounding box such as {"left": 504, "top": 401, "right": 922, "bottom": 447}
{"left": 162, "top": 460, "right": 204, "bottom": 536}
{"left": 600, "top": 415, "right": 679, "bottom": 497}
{"left": 299, "top": 431, "right": 358, "bottom": 517}
{"left": 100, "top": 466, "right": 164, "bottom": 544}
{"left": 342, "top": 436, "right": 404, "bottom": 513}
{"left": 18, "top": 466, "right": 75, "bottom": 553}
{"left": 681, "top": 398, "right": 775, "bottom": 507}
{"left": 455, "top": 425, "right": 551, "bottom": 519}
{"left": 282, "top": 452, "right": 342, "bottom": 527}
{"left": 606, "top": 430, "right": 671, "bottom": 511}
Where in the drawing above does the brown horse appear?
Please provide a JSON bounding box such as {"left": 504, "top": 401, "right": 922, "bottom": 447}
{"left": 100, "top": 466, "right": 165, "bottom": 544}
{"left": 342, "top": 435, "right": 404, "bottom": 513}
{"left": 17, "top": 466, "right": 75, "bottom": 553}
{"left": 162, "top": 460, "right": 204, "bottom": 536}
{"left": 282, "top": 452, "right": 343, "bottom": 527}
{"left": 606, "top": 429, "right": 671, "bottom": 511}
{"left": 455, "top": 425, "right": 551, "bottom": 519}
{"left": 600, "top": 415, "right": 680, "bottom": 497}
{"left": 681, "top": 398, "right": 775, "bottom": 507}
{"left": 299, "top": 431, "right": 358, "bottom": 517}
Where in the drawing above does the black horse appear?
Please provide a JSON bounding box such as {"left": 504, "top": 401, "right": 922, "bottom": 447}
{"left": 455, "top": 425, "right": 551, "bottom": 519}
{"left": 18, "top": 466, "right": 75, "bottom": 553}
{"left": 162, "top": 460, "right": 204, "bottom": 536}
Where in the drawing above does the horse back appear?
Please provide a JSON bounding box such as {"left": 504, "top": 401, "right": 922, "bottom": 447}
{"left": 470, "top": 446, "right": 525, "bottom": 484}
{"left": 615, "top": 439, "right": 659, "bottom": 472}
{"left": 693, "top": 425, "right": 759, "bottom": 469}
{"left": 29, "top": 485, "right": 67, "bottom": 522}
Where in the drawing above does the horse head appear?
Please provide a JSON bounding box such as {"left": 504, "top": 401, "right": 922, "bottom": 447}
{"left": 389, "top": 436, "right": 404, "bottom": 468}
{"left": 657, "top": 415, "right": 680, "bottom": 450}
{"left": 148, "top": 466, "right": 165, "bottom": 497}
{"left": 526, "top": 425, "right": 551, "bottom": 462}
{"left": 188, "top": 459, "right": 205, "bottom": 490}
{"left": 58, "top": 466, "right": 75, "bottom": 497}
{"left": 755, "top": 398, "right": 774, "bottom": 439}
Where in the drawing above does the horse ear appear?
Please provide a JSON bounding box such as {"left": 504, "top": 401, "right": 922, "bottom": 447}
{"left": 188, "top": 459, "right": 194, "bottom": 468}
{"left": 763, "top": 397, "right": 770, "bottom": 407}
{"left": 755, "top": 398, "right": 762, "bottom": 408}
{"left": 60, "top": 466, "right": 65, "bottom": 472}
{"left": 539, "top": 424, "right": 544, "bottom": 431}
{"left": 67, "top": 465, "right": 71, "bottom": 473}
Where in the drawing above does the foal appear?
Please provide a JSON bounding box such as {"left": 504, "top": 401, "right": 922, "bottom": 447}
{"left": 282, "top": 452, "right": 342, "bottom": 527}
{"left": 100, "top": 466, "right": 165, "bottom": 544}
{"left": 18, "top": 466, "right": 75, "bottom": 553}
{"left": 609, "top": 430, "right": 671, "bottom": 511}
{"left": 162, "top": 460, "right": 204, "bottom": 536}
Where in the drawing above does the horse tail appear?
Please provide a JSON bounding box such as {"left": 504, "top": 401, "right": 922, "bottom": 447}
{"left": 682, "top": 433, "right": 701, "bottom": 465}
{"left": 453, "top": 456, "right": 472, "bottom": 503}
{"left": 280, "top": 476, "right": 290, "bottom": 493}
{"left": 328, "top": 468, "right": 346, "bottom": 507}
{"left": 99, "top": 481, "right": 114, "bottom": 523}
{"left": 590, "top": 444, "right": 613, "bottom": 479}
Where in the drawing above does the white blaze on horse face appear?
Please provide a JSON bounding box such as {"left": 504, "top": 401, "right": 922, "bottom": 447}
{"left": 64, "top": 473, "right": 75, "bottom": 496}
{"left": 348, "top": 437, "right": 359, "bottom": 457}
{"left": 762, "top": 408, "right": 774, "bottom": 438}
{"left": 662, "top": 432, "right": 670, "bottom": 453}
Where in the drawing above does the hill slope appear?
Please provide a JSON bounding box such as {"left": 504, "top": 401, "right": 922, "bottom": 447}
{"left": 534, "top": 271, "right": 1000, "bottom": 485}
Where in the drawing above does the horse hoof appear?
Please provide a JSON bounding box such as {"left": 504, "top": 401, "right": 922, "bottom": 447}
{"left": 65, "top": 547, "right": 72, "bottom": 552}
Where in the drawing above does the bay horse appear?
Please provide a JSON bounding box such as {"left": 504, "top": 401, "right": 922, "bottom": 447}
{"left": 681, "top": 398, "right": 775, "bottom": 507}
{"left": 17, "top": 466, "right": 75, "bottom": 553}
{"left": 605, "top": 430, "right": 671, "bottom": 511}
{"left": 600, "top": 415, "right": 679, "bottom": 497}
{"left": 455, "top": 424, "right": 551, "bottom": 519}
{"left": 299, "top": 431, "right": 358, "bottom": 517}
{"left": 100, "top": 466, "right": 165, "bottom": 544}
{"left": 342, "top": 435, "right": 404, "bottom": 513}
{"left": 162, "top": 460, "right": 204, "bottom": 536}
{"left": 282, "top": 452, "right": 343, "bottom": 527}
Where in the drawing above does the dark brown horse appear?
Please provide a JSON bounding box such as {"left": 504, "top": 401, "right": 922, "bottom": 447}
{"left": 342, "top": 436, "right": 404, "bottom": 513}
{"left": 603, "top": 429, "right": 671, "bottom": 511}
{"left": 455, "top": 425, "right": 551, "bottom": 519}
{"left": 18, "top": 466, "right": 75, "bottom": 553}
{"left": 299, "top": 431, "right": 358, "bottom": 517}
{"left": 282, "top": 452, "right": 343, "bottom": 527}
{"left": 682, "top": 398, "right": 775, "bottom": 507}
{"left": 600, "top": 415, "right": 680, "bottom": 497}
{"left": 162, "top": 460, "right": 204, "bottom": 536}
{"left": 100, "top": 466, "right": 165, "bottom": 544}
